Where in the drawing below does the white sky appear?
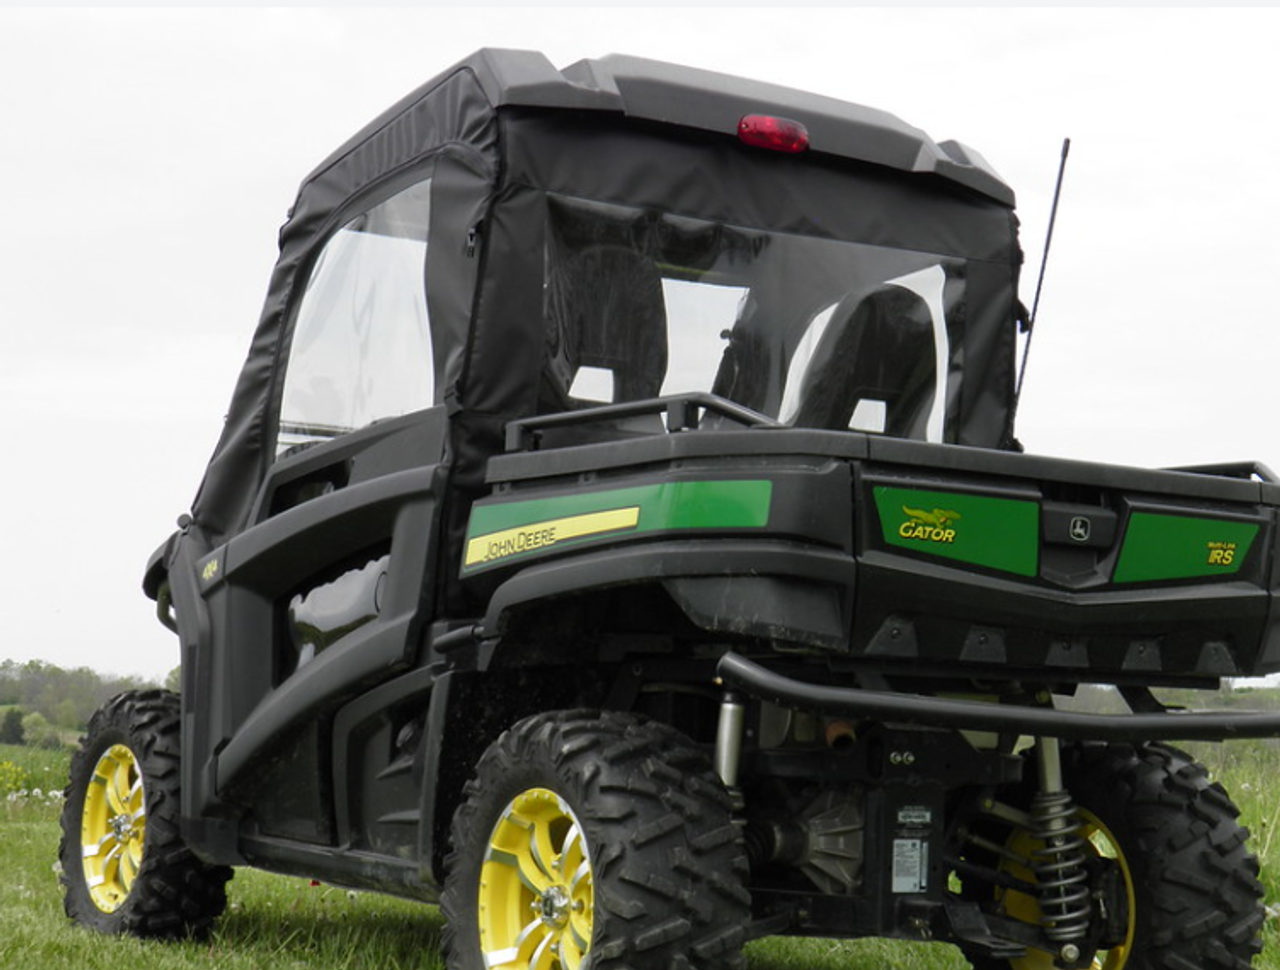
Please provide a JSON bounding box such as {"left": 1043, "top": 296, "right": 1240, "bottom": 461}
{"left": 3, "top": 7, "right": 1279, "bottom": 680}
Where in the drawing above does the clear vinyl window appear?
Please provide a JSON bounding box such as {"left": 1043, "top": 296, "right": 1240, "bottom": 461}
{"left": 543, "top": 196, "right": 963, "bottom": 442}
{"left": 276, "top": 179, "right": 434, "bottom": 457}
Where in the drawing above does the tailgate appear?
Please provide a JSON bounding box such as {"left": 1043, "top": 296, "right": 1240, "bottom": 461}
{"left": 853, "top": 439, "right": 1280, "bottom": 684}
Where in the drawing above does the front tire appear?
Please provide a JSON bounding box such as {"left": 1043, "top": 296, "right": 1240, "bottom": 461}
{"left": 441, "top": 710, "right": 751, "bottom": 970}
{"left": 59, "top": 690, "right": 233, "bottom": 938}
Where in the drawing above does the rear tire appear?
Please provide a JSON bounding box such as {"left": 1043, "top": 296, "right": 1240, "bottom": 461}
{"left": 964, "top": 741, "right": 1263, "bottom": 970}
{"left": 59, "top": 690, "right": 233, "bottom": 938}
{"left": 440, "top": 709, "right": 751, "bottom": 969}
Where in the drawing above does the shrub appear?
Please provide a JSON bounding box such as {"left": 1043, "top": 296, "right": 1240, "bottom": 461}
{"left": 0, "top": 707, "right": 23, "bottom": 745}
{"left": 20, "top": 711, "right": 62, "bottom": 750}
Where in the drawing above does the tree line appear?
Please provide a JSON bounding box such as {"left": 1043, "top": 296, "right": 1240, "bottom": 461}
{"left": 0, "top": 659, "right": 171, "bottom": 747}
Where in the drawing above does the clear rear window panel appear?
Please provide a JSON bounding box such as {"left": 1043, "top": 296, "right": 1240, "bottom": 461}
{"left": 543, "top": 194, "right": 966, "bottom": 442}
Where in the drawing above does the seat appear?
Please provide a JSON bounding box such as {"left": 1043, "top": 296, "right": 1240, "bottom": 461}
{"left": 544, "top": 245, "right": 669, "bottom": 405}
{"left": 790, "top": 282, "right": 940, "bottom": 439}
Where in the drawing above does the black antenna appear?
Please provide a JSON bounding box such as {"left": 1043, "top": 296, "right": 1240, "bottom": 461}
{"left": 1014, "top": 137, "right": 1071, "bottom": 406}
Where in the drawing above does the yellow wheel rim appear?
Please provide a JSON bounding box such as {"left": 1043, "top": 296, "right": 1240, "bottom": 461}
{"left": 478, "top": 787, "right": 593, "bottom": 969}
{"left": 80, "top": 744, "right": 147, "bottom": 914}
{"left": 997, "top": 809, "right": 1136, "bottom": 970}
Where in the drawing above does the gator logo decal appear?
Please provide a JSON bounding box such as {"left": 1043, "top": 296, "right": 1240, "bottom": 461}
{"left": 898, "top": 506, "right": 962, "bottom": 544}
{"left": 874, "top": 486, "right": 1039, "bottom": 576}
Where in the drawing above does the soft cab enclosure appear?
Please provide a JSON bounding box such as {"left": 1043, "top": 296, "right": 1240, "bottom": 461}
{"left": 183, "top": 48, "right": 1024, "bottom": 560}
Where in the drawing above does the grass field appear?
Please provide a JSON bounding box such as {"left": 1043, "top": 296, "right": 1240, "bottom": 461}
{"left": 2, "top": 741, "right": 1276, "bottom": 969}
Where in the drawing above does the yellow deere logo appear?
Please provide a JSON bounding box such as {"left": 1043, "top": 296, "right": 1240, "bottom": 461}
{"left": 899, "top": 506, "right": 961, "bottom": 544}
{"left": 464, "top": 507, "right": 641, "bottom": 568}
{"left": 201, "top": 559, "right": 219, "bottom": 582}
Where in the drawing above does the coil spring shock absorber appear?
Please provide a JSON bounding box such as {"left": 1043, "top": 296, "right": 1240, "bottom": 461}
{"left": 1032, "top": 738, "right": 1091, "bottom": 954}
{"left": 1029, "top": 789, "right": 1091, "bottom": 944}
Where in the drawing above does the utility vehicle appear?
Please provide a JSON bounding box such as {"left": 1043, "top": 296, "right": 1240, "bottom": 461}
{"left": 61, "top": 50, "right": 1280, "bottom": 970}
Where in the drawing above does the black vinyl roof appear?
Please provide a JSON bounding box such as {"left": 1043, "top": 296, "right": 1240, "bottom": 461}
{"left": 313, "top": 49, "right": 1014, "bottom": 207}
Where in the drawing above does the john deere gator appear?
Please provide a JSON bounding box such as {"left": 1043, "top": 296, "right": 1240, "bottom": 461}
{"left": 61, "top": 50, "right": 1279, "bottom": 970}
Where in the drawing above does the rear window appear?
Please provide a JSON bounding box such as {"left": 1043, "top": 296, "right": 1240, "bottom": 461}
{"left": 541, "top": 195, "right": 963, "bottom": 442}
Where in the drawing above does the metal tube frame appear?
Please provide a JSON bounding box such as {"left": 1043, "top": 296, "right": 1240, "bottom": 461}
{"left": 718, "top": 651, "right": 1280, "bottom": 742}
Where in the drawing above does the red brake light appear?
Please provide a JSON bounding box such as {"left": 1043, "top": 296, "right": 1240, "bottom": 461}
{"left": 737, "top": 114, "right": 809, "bottom": 153}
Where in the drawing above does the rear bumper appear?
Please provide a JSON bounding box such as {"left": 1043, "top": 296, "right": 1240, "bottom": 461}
{"left": 717, "top": 651, "right": 1280, "bottom": 741}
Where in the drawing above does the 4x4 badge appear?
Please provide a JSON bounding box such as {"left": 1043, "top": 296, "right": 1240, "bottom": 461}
{"left": 1070, "top": 516, "right": 1092, "bottom": 542}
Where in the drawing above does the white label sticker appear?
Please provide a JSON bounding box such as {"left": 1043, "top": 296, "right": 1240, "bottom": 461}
{"left": 892, "top": 838, "right": 927, "bottom": 893}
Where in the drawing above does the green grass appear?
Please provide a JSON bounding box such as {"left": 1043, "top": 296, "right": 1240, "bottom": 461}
{"left": 2, "top": 742, "right": 1275, "bottom": 969}
{"left": 748, "top": 937, "right": 969, "bottom": 968}
{"left": 0, "top": 742, "right": 72, "bottom": 785}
